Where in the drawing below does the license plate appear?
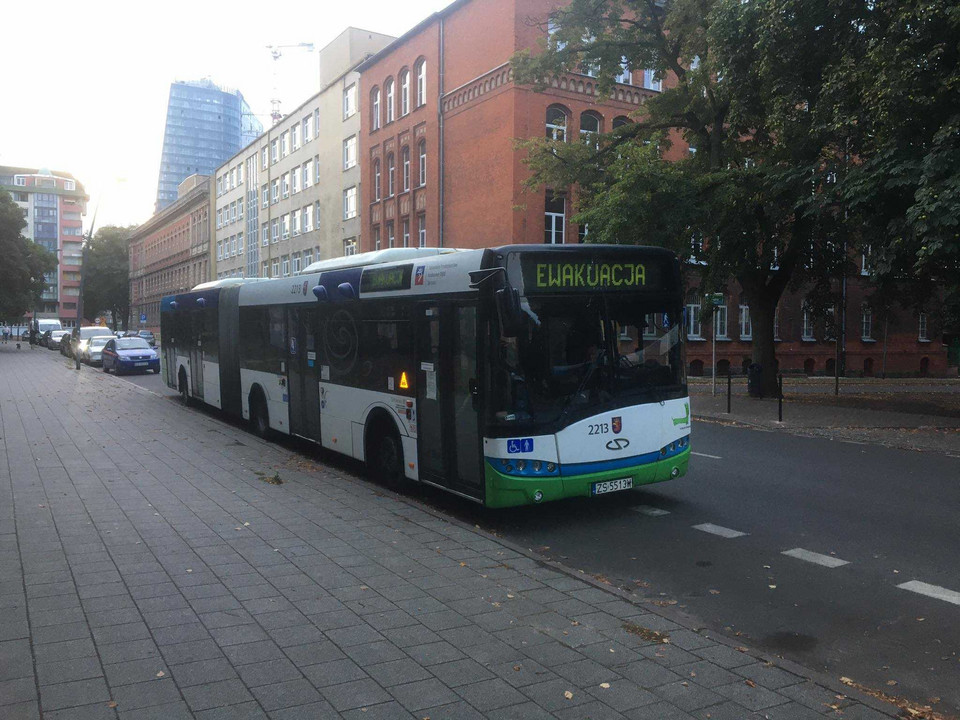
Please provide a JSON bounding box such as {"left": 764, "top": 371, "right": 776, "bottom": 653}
{"left": 134, "top": 362, "right": 147, "bottom": 366}
{"left": 592, "top": 478, "right": 633, "bottom": 495}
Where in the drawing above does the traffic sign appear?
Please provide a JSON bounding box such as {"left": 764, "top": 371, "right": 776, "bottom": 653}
{"left": 707, "top": 293, "right": 725, "bottom": 307}
{"left": 140, "top": 313, "right": 147, "bottom": 323}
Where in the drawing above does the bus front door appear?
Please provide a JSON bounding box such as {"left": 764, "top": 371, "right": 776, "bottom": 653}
{"left": 287, "top": 307, "right": 321, "bottom": 442}
{"left": 417, "top": 304, "right": 483, "bottom": 500}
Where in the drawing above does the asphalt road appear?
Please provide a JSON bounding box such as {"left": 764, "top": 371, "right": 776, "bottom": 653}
{"left": 464, "top": 423, "right": 960, "bottom": 714}
{"left": 83, "top": 363, "right": 960, "bottom": 713}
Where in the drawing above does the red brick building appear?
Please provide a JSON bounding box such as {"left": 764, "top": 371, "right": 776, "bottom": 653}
{"left": 358, "top": 0, "right": 678, "bottom": 253}
{"left": 358, "top": 0, "right": 953, "bottom": 376}
{"left": 128, "top": 175, "right": 211, "bottom": 332}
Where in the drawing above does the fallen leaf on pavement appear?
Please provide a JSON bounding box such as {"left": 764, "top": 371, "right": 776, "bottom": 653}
{"left": 107, "top": 701, "right": 118, "bottom": 708}
{"left": 564, "top": 691, "right": 574, "bottom": 699}
{"left": 599, "top": 682, "right": 610, "bottom": 689}
{"left": 745, "top": 679, "right": 757, "bottom": 688}
{"left": 156, "top": 671, "right": 165, "bottom": 678}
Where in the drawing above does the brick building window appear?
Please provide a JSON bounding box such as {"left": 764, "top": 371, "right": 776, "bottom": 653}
{"left": 919, "top": 312, "right": 929, "bottom": 341}
{"left": 402, "top": 147, "right": 410, "bottom": 192}
{"left": 416, "top": 59, "right": 426, "bottom": 107}
{"left": 418, "top": 141, "right": 426, "bottom": 186}
{"left": 802, "top": 301, "right": 815, "bottom": 340}
{"left": 861, "top": 304, "right": 873, "bottom": 340}
{"left": 418, "top": 214, "right": 426, "bottom": 247}
{"left": 580, "top": 111, "right": 601, "bottom": 146}
{"left": 374, "top": 225, "right": 381, "bottom": 251}
{"left": 387, "top": 221, "right": 395, "bottom": 248}
{"left": 739, "top": 296, "right": 752, "bottom": 340}
{"left": 400, "top": 70, "right": 410, "bottom": 116}
{"left": 544, "top": 193, "right": 565, "bottom": 244}
{"left": 546, "top": 106, "right": 568, "bottom": 142}
{"left": 402, "top": 218, "right": 410, "bottom": 248}
{"left": 686, "top": 290, "right": 702, "bottom": 339}
{"left": 371, "top": 87, "right": 381, "bottom": 130}
{"left": 387, "top": 154, "right": 396, "bottom": 196}
{"left": 386, "top": 78, "right": 395, "bottom": 123}
{"left": 374, "top": 159, "right": 382, "bottom": 201}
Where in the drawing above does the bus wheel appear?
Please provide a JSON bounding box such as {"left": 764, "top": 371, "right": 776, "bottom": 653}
{"left": 178, "top": 368, "right": 190, "bottom": 405}
{"left": 250, "top": 392, "right": 270, "bottom": 438}
{"left": 369, "top": 426, "right": 405, "bottom": 489}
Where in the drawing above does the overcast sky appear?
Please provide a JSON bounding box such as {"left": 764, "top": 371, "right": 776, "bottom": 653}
{"left": 1, "top": 0, "right": 449, "bottom": 230}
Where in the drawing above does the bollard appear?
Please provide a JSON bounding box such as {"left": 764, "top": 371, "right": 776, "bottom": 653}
{"left": 726, "top": 373, "right": 731, "bottom": 414}
{"left": 777, "top": 373, "right": 784, "bottom": 422}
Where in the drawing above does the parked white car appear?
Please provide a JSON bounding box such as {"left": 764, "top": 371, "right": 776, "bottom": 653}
{"left": 83, "top": 335, "right": 117, "bottom": 365}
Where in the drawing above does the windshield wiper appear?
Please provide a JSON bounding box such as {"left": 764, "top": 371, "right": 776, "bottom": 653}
{"left": 556, "top": 349, "right": 605, "bottom": 424}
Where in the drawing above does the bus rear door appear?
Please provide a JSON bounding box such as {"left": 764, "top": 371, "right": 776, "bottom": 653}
{"left": 287, "top": 307, "right": 321, "bottom": 442}
{"left": 416, "top": 303, "right": 483, "bottom": 500}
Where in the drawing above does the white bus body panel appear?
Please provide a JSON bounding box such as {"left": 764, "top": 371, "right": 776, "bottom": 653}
{"left": 554, "top": 397, "right": 691, "bottom": 467}
{"left": 240, "top": 368, "right": 290, "bottom": 434}
{"left": 202, "top": 361, "right": 221, "bottom": 409}
{"left": 320, "top": 382, "right": 419, "bottom": 479}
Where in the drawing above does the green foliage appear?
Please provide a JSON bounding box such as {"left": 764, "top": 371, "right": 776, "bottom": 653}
{"left": 512, "top": 0, "right": 959, "bottom": 382}
{"left": 82, "top": 225, "right": 134, "bottom": 329}
{"left": 0, "top": 189, "right": 57, "bottom": 321}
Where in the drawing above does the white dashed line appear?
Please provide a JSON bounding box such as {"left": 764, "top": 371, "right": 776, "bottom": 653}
{"left": 897, "top": 581, "right": 960, "bottom": 607}
{"left": 693, "top": 523, "right": 747, "bottom": 539}
{"left": 782, "top": 548, "right": 850, "bottom": 568}
{"left": 691, "top": 451, "right": 722, "bottom": 459}
{"left": 632, "top": 505, "right": 671, "bottom": 517}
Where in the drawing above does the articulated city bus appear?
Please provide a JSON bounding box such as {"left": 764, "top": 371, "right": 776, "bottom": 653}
{"left": 160, "top": 245, "right": 690, "bottom": 507}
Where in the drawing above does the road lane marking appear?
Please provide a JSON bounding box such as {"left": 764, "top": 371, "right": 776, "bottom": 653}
{"left": 897, "top": 581, "right": 960, "bottom": 607}
{"left": 632, "top": 505, "right": 670, "bottom": 517}
{"left": 693, "top": 523, "right": 747, "bottom": 539}
{"left": 691, "top": 451, "right": 722, "bottom": 459}
{"left": 782, "top": 548, "right": 850, "bottom": 568}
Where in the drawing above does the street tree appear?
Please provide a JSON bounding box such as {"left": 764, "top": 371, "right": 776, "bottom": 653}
{"left": 0, "top": 189, "right": 57, "bottom": 323}
{"left": 513, "top": 0, "right": 868, "bottom": 394}
{"left": 827, "top": 0, "right": 960, "bottom": 334}
{"left": 82, "top": 225, "right": 134, "bottom": 330}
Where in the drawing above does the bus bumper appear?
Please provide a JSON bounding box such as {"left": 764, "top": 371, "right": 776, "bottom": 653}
{"left": 483, "top": 448, "right": 690, "bottom": 509}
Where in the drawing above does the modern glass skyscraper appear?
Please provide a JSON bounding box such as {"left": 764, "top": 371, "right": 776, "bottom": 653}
{"left": 155, "top": 79, "right": 262, "bottom": 212}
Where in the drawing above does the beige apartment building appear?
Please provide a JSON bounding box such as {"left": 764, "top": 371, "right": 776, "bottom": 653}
{"left": 213, "top": 28, "right": 394, "bottom": 279}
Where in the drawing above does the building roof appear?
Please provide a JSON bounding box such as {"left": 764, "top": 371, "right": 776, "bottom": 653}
{"left": 129, "top": 176, "right": 211, "bottom": 241}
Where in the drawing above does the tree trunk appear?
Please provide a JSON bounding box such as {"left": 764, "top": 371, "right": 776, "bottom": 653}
{"left": 747, "top": 289, "right": 780, "bottom": 398}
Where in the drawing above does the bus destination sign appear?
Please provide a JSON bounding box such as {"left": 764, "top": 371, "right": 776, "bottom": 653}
{"left": 360, "top": 264, "right": 413, "bottom": 293}
{"left": 520, "top": 254, "right": 663, "bottom": 293}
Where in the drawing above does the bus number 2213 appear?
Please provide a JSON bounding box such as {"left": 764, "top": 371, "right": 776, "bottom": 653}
{"left": 588, "top": 423, "right": 610, "bottom": 435}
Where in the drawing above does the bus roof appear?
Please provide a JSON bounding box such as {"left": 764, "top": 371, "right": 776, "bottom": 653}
{"left": 300, "top": 247, "right": 462, "bottom": 275}
{"left": 191, "top": 278, "right": 270, "bottom": 291}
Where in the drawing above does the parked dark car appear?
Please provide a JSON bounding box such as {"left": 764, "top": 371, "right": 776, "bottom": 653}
{"left": 101, "top": 337, "right": 160, "bottom": 375}
{"left": 136, "top": 330, "right": 156, "bottom": 346}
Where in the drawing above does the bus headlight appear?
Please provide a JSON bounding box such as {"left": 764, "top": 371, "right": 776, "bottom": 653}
{"left": 516, "top": 460, "right": 526, "bottom": 472}
{"left": 533, "top": 460, "right": 542, "bottom": 472}
{"left": 546, "top": 463, "right": 556, "bottom": 473}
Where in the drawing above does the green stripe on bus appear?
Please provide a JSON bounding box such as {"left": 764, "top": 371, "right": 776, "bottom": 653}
{"left": 484, "top": 447, "right": 690, "bottom": 509}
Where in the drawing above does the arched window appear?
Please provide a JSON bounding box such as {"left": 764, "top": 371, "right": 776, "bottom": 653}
{"left": 861, "top": 304, "right": 873, "bottom": 340}
{"left": 579, "top": 112, "right": 601, "bottom": 145}
{"left": 739, "top": 294, "right": 752, "bottom": 339}
{"left": 373, "top": 159, "right": 381, "bottom": 201}
{"left": 400, "top": 70, "right": 410, "bottom": 116}
{"left": 546, "top": 105, "right": 568, "bottom": 142}
{"left": 371, "top": 87, "right": 381, "bottom": 130}
{"left": 415, "top": 59, "right": 427, "bottom": 107}
{"left": 401, "top": 146, "right": 410, "bottom": 192}
{"left": 612, "top": 116, "right": 631, "bottom": 130}
{"left": 387, "top": 153, "right": 395, "bottom": 196}
{"left": 385, "top": 78, "right": 395, "bottom": 123}
{"left": 418, "top": 140, "right": 426, "bottom": 186}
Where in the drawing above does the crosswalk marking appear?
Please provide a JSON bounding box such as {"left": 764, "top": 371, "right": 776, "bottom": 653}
{"left": 693, "top": 523, "right": 747, "bottom": 539}
{"left": 782, "top": 548, "right": 850, "bottom": 568}
{"left": 632, "top": 505, "right": 670, "bottom": 517}
{"left": 897, "top": 580, "right": 960, "bottom": 607}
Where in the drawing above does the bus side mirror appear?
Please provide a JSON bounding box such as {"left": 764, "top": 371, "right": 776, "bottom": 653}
{"left": 495, "top": 287, "right": 522, "bottom": 337}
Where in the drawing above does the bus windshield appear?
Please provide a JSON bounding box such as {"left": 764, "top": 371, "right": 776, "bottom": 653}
{"left": 489, "top": 292, "right": 685, "bottom": 430}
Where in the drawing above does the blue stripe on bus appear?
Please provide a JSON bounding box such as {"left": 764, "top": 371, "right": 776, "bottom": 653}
{"left": 560, "top": 437, "right": 690, "bottom": 477}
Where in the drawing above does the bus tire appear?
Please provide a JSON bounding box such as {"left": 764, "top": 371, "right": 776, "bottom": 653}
{"left": 249, "top": 389, "right": 270, "bottom": 439}
{"left": 367, "top": 420, "right": 405, "bottom": 489}
{"left": 178, "top": 368, "right": 190, "bottom": 405}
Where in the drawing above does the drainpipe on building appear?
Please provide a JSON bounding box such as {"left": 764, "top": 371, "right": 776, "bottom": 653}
{"left": 438, "top": 16, "right": 445, "bottom": 248}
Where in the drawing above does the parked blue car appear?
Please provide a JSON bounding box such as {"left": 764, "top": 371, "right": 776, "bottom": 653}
{"left": 101, "top": 337, "right": 161, "bottom": 375}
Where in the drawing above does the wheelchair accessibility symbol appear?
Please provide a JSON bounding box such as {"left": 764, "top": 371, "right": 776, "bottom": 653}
{"left": 507, "top": 438, "right": 534, "bottom": 454}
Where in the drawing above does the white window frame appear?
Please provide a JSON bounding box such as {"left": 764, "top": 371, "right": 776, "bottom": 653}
{"left": 861, "top": 306, "right": 873, "bottom": 340}
{"left": 686, "top": 296, "right": 702, "bottom": 339}
{"left": 739, "top": 301, "right": 752, "bottom": 340}
{"left": 303, "top": 206, "right": 313, "bottom": 233}
{"left": 343, "top": 136, "right": 357, "bottom": 170}
{"left": 343, "top": 83, "right": 357, "bottom": 119}
{"left": 281, "top": 214, "right": 290, "bottom": 240}
{"left": 291, "top": 123, "right": 300, "bottom": 150}
{"left": 418, "top": 142, "right": 426, "bottom": 186}
{"left": 919, "top": 312, "right": 929, "bottom": 341}
{"left": 282, "top": 257, "right": 290, "bottom": 277}
{"left": 802, "top": 305, "right": 815, "bottom": 340}
{"left": 402, "top": 218, "right": 410, "bottom": 248}
{"left": 402, "top": 146, "right": 410, "bottom": 192}
{"left": 416, "top": 61, "right": 426, "bottom": 107}
{"left": 271, "top": 260, "right": 279, "bottom": 278}
{"left": 371, "top": 88, "right": 381, "bottom": 130}
{"left": 343, "top": 187, "right": 357, "bottom": 220}
{"left": 386, "top": 79, "right": 395, "bottom": 123}
{"left": 387, "top": 155, "right": 395, "bottom": 196}
{"left": 400, "top": 70, "right": 410, "bottom": 116}
{"left": 546, "top": 107, "right": 567, "bottom": 142}
{"left": 374, "top": 159, "right": 381, "bottom": 201}
{"left": 714, "top": 300, "right": 728, "bottom": 339}
{"left": 418, "top": 214, "right": 426, "bottom": 247}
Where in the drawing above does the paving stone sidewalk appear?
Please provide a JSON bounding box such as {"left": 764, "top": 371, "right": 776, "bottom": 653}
{"left": 0, "top": 345, "right": 898, "bottom": 719}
